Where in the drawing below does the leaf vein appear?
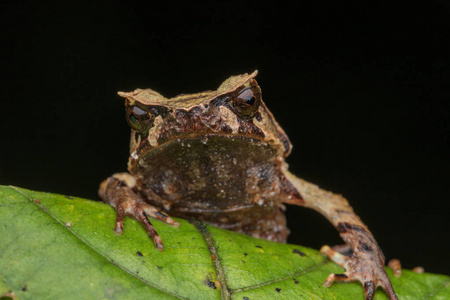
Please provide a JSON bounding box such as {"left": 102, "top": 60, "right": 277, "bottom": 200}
{"left": 10, "top": 186, "right": 186, "bottom": 300}
{"left": 425, "top": 277, "right": 450, "bottom": 299}
{"left": 230, "top": 260, "right": 329, "bottom": 293}
{"left": 194, "top": 221, "right": 231, "bottom": 300}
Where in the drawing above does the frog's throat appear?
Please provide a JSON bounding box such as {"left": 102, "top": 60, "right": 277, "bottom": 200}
{"left": 127, "top": 133, "right": 284, "bottom": 174}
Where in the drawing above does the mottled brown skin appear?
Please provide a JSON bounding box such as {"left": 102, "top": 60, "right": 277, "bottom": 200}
{"left": 99, "top": 71, "right": 397, "bottom": 299}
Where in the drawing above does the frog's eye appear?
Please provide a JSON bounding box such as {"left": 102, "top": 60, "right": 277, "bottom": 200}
{"left": 126, "top": 106, "right": 154, "bottom": 135}
{"left": 230, "top": 86, "right": 261, "bottom": 119}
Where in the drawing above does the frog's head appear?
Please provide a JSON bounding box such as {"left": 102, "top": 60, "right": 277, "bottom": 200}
{"left": 118, "top": 71, "right": 292, "bottom": 171}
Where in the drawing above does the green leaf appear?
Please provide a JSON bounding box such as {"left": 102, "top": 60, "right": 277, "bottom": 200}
{"left": 0, "top": 186, "right": 448, "bottom": 300}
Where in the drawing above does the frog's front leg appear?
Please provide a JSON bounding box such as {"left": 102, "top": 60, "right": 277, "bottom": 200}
{"left": 99, "top": 173, "right": 179, "bottom": 250}
{"left": 282, "top": 169, "right": 397, "bottom": 300}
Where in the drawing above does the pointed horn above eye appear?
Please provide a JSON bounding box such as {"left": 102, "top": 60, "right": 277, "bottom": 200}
{"left": 117, "top": 89, "right": 167, "bottom": 105}
{"left": 217, "top": 70, "right": 259, "bottom": 94}
{"left": 118, "top": 89, "right": 146, "bottom": 99}
{"left": 118, "top": 91, "right": 131, "bottom": 98}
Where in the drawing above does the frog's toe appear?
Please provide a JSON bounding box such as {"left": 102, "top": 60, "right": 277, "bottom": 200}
{"left": 99, "top": 176, "right": 178, "bottom": 251}
{"left": 387, "top": 258, "right": 402, "bottom": 277}
{"left": 320, "top": 245, "right": 398, "bottom": 300}
{"left": 141, "top": 203, "right": 180, "bottom": 227}
{"left": 113, "top": 202, "right": 125, "bottom": 234}
{"left": 111, "top": 191, "right": 166, "bottom": 250}
{"left": 135, "top": 209, "right": 165, "bottom": 250}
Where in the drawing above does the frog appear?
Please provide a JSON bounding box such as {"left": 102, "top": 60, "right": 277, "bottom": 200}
{"left": 99, "top": 71, "right": 398, "bottom": 300}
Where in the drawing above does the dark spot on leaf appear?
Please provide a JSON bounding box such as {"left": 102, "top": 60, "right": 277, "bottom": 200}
{"left": 157, "top": 265, "right": 163, "bottom": 271}
{"left": 293, "top": 278, "right": 299, "bottom": 284}
{"left": 293, "top": 249, "right": 306, "bottom": 256}
{"left": 136, "top": 271, "right": 139, "bottom": 274}
{"left": 275, "top": 288, "right": 281, "bottom": 292}
{"left": 244, "top": 252, "right": 248, "bottom": 256}
{"left": 243, "top": 297, "right": 250, "bottom": 300}
{"left": 136, "top": 251, "right": 143, "bottom": 257}
{"left": 229, "top": 239, "right": 232, "bottom": 242}
{"left": 22, "top": 284, "right": 27, "bottom": 292}
{"left": 255, "top": 245, "right": 263, "bottom": 249}
{"left": 64, "top": 195, "right": 73, "bottom": 199}
{"left": 242, "top": 261, "right": 245, "bottom": 264}
{"left": 204, "top": 278, "right": 217, "bottom": 289}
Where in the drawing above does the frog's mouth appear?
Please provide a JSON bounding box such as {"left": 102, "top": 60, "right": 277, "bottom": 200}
{"left": 128, "top": 132, "right": 279, "bottom": 174}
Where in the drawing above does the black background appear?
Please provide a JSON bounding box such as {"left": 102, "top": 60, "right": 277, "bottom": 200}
{"left": 1, "top": 1, "right": 449, "bottom": 274}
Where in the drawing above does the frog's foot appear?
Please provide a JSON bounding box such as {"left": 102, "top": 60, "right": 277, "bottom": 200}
{"left": 388, "top": 259, "right": 403, "bottom": 277}
{"left": 99, "top": 175, "right": 179, "bottom": 251}
{"left": 320, "top": 245, "right": 398, "bottom": 300}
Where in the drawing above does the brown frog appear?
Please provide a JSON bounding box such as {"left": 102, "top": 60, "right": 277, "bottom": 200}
{"left": 99, "top": 71, "right": 397, "bottom": 300}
